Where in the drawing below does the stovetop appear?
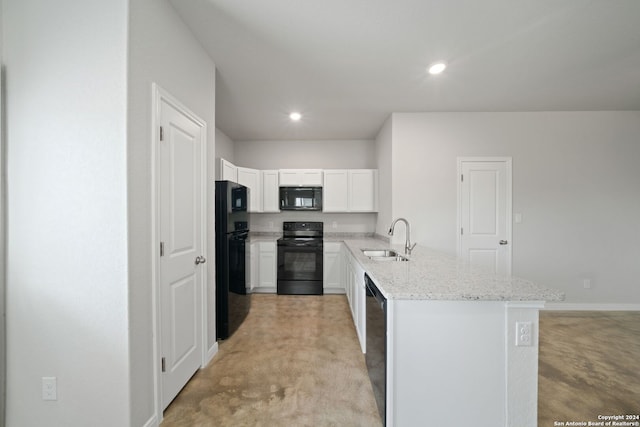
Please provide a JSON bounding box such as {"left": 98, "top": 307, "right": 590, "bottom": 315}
{"left": 278, "top": 221, "right": 323, "bottom": 246}
{"left": 281, "top": 221, "right": 323, "bottom": 239}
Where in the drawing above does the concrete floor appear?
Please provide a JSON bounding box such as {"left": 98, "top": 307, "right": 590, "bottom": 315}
{"left": 538, "top": 310, "right": 640, "bottom": 427}
{"left": 161, "top": 296, "right": 640, "bottom": 426}
{"left": 161, "top": 294, "right": 381, "bottom": 427}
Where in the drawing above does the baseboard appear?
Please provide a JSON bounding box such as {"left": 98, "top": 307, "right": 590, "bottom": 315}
{"left": 142, "top": 414, "right": 159, "bottom": 427}
{"left": 250, "top": 287, "right": 277, "bottom": 294}
{"left": 205, "top": 341, "right": 219, "bottom": 365}
{"left": 543, "top": 302, "right": 640, "bottom": 311}
{"left": 323, "top": 288, "right": 346, "bottom": 295}
{"left": 250, "top": 287, "right": 347, "bottom": 295}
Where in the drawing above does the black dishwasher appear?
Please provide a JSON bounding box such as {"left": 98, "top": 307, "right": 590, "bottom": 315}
{"left": 365, "top": 273, "right": 387, "bottom": 425}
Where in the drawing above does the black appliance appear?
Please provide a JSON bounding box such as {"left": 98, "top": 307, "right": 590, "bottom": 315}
{"left": 215, "top": 180, "right": 250, "bottom": 340}
{"left": 365, "top": 273, "right": 387, "bottom": 425}
{"left": 277, "top": 221, "right": 324, "bottom": 295}
{"left": 279, "top": 187, "right": 322, "bottom": 211}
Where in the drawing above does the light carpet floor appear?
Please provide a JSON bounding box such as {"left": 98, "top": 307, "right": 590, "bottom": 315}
{"left": 538, "top": 311, "right": 640, "bottom": 426}
{"left": 161, "top": 294, "right": 381, "bottom": 427}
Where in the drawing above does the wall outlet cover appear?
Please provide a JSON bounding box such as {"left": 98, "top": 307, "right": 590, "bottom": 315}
{"left": 515, "top": 321, "right": 533, "bottom": 347}
{"left": 42, "top": 376, "right": 57, "bottom": 401}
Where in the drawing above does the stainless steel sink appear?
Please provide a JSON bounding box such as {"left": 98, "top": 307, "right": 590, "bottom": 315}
{"left": 361, "top": 249, "right": 409, "bottom": 262}
{"left": 362, "top": 249, "right": 398, "bottom": 257}
{"left": 370, "top": 255, "right": 409, "bottom": 262}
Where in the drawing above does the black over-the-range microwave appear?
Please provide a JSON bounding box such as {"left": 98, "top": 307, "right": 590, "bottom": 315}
{"left": 279, "top": 187, "right": 323, "bottom": 211}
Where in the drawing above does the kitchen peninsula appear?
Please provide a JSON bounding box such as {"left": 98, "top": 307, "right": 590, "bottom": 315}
{"left": 339, "top": 237, "right": 564, "bottom": 427}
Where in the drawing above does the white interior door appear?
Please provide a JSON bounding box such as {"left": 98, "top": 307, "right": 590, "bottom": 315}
{"left": 159, "top": 95, "right": 206, "bottom": 409}
{"left": 458, "top": 158, "right": 512, "bottom": 275}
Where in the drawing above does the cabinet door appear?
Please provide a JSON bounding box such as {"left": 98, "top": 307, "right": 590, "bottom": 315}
{"left": 278, "top": 170, "right": 300, "bottom": 186}
{"left": 353, "top": 263, "right": 366, "bottom": 352}
{"left": 237, "top": 167, "right": 261, "bottom": 212}
{"left": 345, "top": 253, "right": 356, "bottom": 320}
{"left": 323, "top": 242, "right": 344, "bottom": 292}
{"left": 323, "top": 170, "right": 349, "bottom": 212}
{"left": 279, "top": 169, "right": 323, "bottom": 186}
{"left": 219, "top": 158, "right": 237, "bottom": 182}
{"left": 261, "top": 170, "right": 280, "bottom": 212}
{"left": 301, "top": 170, "right": 323, "bottom": 186}
{"left": 258, "top": 242, "right": 277, "bottom": 289}
{"left": 248, "top": 241, "right": 258, "bottom": 292}
{"left": 349, "top": 169, "right": 377, "bottom": 212}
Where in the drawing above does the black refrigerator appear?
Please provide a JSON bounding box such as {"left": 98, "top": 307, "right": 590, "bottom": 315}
{"left": 215, "top": 180, "right": 250, "bottom": 340}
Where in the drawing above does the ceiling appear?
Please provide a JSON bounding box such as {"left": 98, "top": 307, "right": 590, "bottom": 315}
{"left": 169, "top": 0, "right": 640, "bottom": 141}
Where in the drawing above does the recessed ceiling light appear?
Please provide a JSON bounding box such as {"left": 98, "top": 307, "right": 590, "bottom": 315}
{"left": 289, "top": 112, "right": 302, "bottom": 121}
{"left": 428, "top": 62, "right": 446, "bottom": 75}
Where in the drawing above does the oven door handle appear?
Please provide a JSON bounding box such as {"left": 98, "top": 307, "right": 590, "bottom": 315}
{"left": 282, "top": 242, "right": 320, "bottom": 247}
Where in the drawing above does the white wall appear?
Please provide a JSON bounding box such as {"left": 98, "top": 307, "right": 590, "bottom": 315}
{"left": 375, "top": 117, "right": 393, "bottom": 237}
{"left": 3, "top": 1, "right": 130, "bottom": 425}
{"left": 128, "top": 0, "right": 216, "bottom": 425}
{"left": 235, "top": 139, "right": 376, "bottom": 169}
{"left": 0, "top": 10, "right": 6, "bottom": 423}
{"left": 390, "top": 112, "right": 640, "bottom": 304}
{"left": 250, "top": 211, "right": 376, "bottom": 234}
{"left": 215, "top": 128, "right": 235, "bottom": 163}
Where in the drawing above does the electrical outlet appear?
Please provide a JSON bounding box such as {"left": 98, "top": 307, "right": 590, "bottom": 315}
{"left": 583, "top": 278, "right": 592, "bottom": 289}
{"left": 332, "top": 221, "right": 338, "bottom": 229}
{"left": 42, "top": 376, "right": 57, "bottom": 401}
{"left": 515, "top": 322, "right": 532, "bottom": 347}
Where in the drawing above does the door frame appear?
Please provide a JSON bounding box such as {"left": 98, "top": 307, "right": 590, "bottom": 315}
{"left": 151, "top": 83, "right": 208, "bottom": 421}
{"left": 456, "top": 157, "right": 513, "bottom": 275}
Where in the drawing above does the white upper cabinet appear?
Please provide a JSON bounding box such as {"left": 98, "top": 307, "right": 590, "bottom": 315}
{"left": 279, "top": 169, "right": 323, "bottom": 187}
{"left": 218, "top": 158, "right": 238, "bottom": 182}
{"left": 237, "top": 167, "right": 261, "bottom": 212}
{"left": 323, "top": 169, "right": 378, "bottom": 212}
{"left": 323, "top": 170, "right": 349, "bottom": 211}
{"left": 261, "top": 170, "right": 280, "bottom": 213}
{"left": 349, "top": 169, "right": 378, "bottom": 212}
{"left": 217, "top": 160, "right": 376, "bottom": 213}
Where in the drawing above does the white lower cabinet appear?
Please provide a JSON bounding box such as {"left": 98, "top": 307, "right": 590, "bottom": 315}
{"left": 248, "top": 241, "right": 257, "bottom": 291}
{"left": 323, "top": 242, "right": 344, "bottom": 294}
{"left": 258, "top": 242, "right": 277, "bottom": 289}
{"left": 249, "top": 241, "right": 277, "bottom": 293}
{"left": 344, "top": 246, "right": 366, "bottom": 353}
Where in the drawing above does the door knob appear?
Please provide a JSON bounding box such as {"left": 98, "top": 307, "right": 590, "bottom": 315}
{"left": 195, "top": 256, "right": 206, "bottom": 265}
{"left": 499, "top": 240, "right": 508, "bottom": 245}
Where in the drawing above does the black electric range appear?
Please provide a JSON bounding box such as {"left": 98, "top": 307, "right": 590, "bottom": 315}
{"left": 276, "top": 222, "right": 323, "bottom": 295}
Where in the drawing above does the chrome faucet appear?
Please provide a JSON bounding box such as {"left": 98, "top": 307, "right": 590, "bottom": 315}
{"left": 388, "top": 218, "right": 416, "bottom": 255}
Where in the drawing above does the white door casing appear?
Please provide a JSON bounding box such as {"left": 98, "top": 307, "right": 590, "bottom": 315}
{"left": 457, "top": 158, "right": 512, "bottom": 275}
{"left": 153, "top": 85, "right": 207, "bottom": 413}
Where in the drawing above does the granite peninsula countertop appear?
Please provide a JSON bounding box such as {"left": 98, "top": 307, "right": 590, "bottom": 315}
{"left": 340, "top": 237, "right": 565, "bottom": 302}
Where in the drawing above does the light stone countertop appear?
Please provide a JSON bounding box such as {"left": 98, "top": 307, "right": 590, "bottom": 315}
{"left": 340, "top": 237, "right": 565, "bottom": 302}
